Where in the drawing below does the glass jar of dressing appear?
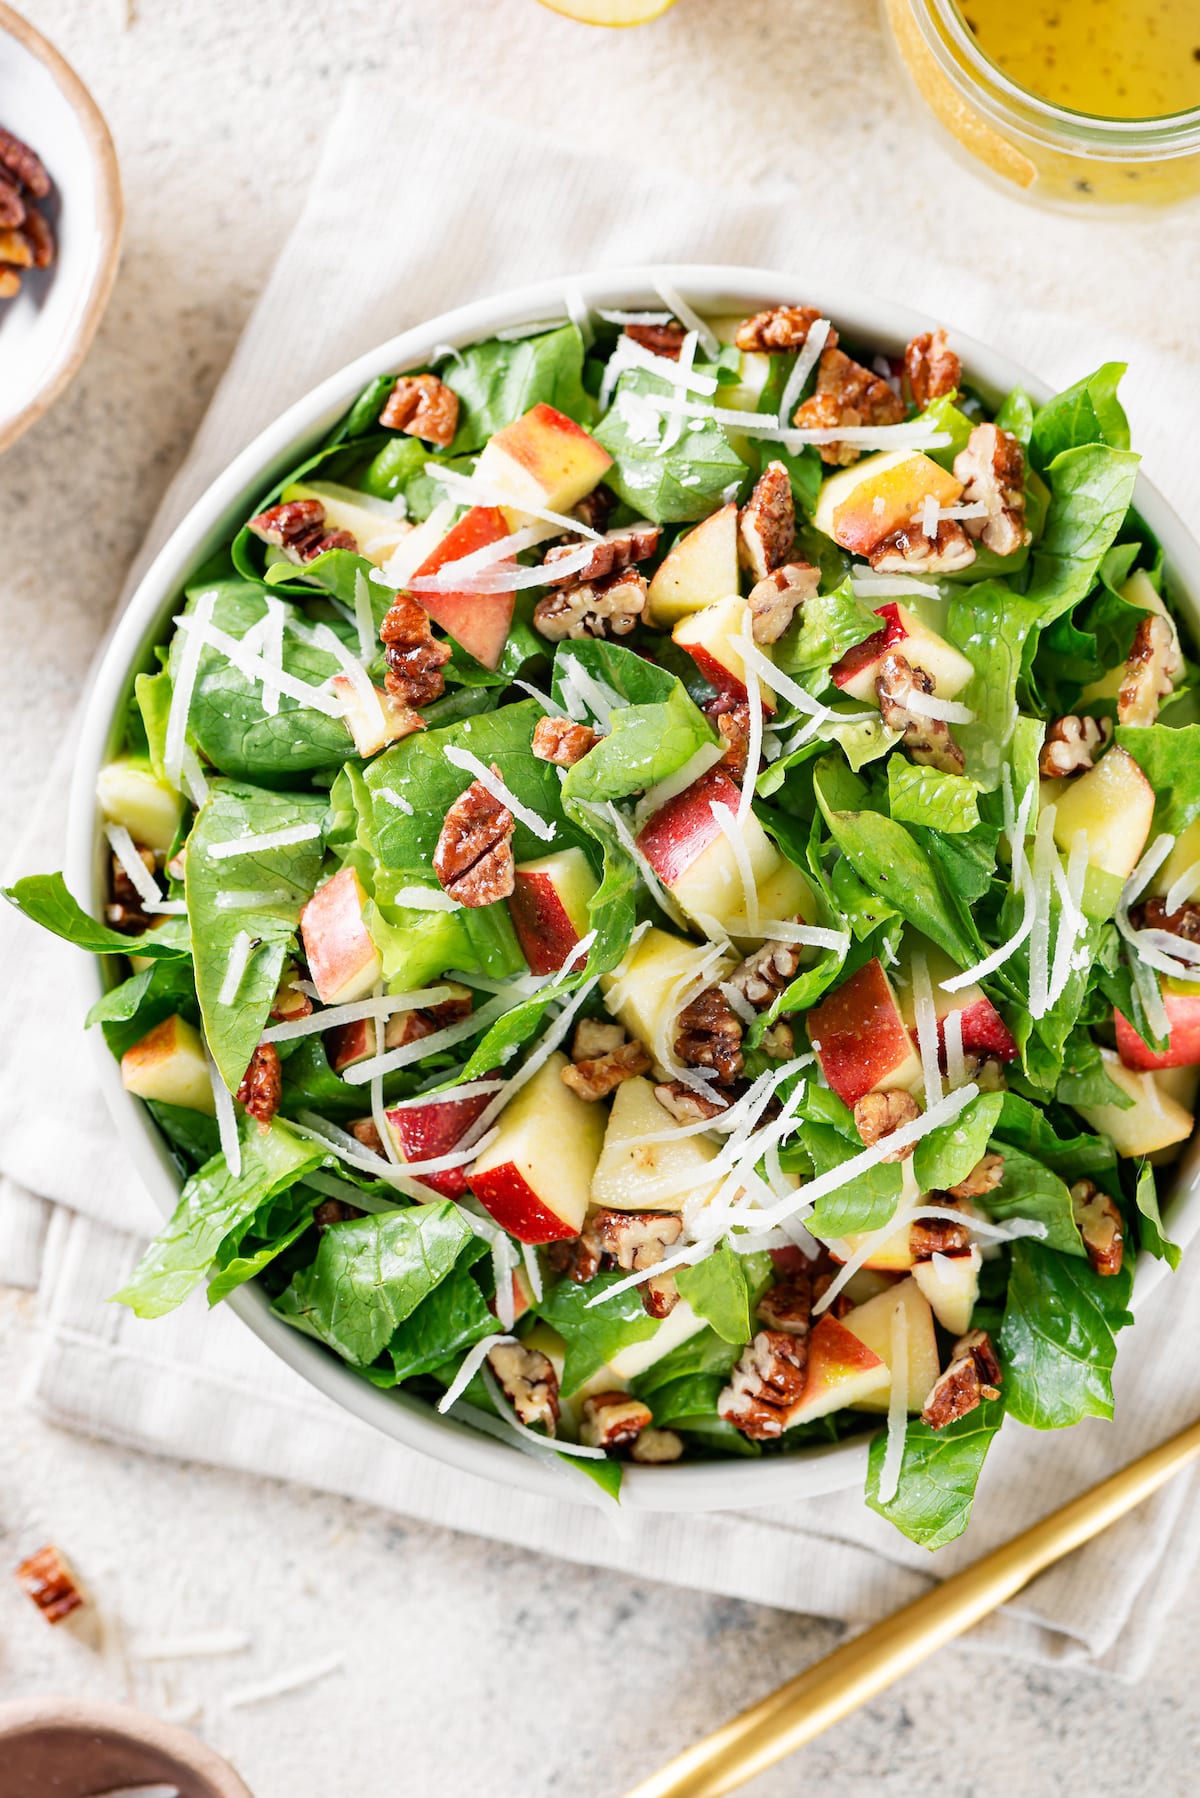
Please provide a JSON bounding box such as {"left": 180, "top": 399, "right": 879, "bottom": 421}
{"left": 882, "top": 0, "right": 1200, "bottom": 209}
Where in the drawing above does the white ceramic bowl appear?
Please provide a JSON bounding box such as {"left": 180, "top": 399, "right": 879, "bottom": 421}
{"left": 66, "top": 266, "right": 1200, "bottom": 1511}
{"left": 0, "top": 1, "right": 122, "bottom": 453}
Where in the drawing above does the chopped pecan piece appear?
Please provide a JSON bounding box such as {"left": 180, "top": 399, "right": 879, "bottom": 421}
{"left": 947, "top": 1152, "right": 1004, "bottom": 1201}
{"left": 543, "top": 521, "right": 659, "bottom": 586}
{"left": 15, "top": 1545, "right": 85, "bottom": 1624}
{"left": 734, "top": 306, "right": 834, "bottom": 354}
{"left": 715, "top": 702, "right": 752, "bottom": 781}
{"left": 247, "top": 498, "right": 357, "bottom": 565}
{"left": 380, "top": 371, "right": 459, "bottom": 447}
{"left": 1070, "top": 1179, "right": 1125, "bottom": 1277}
{"left": 313, "top": 1197, "right": 364, "bottom": 1231}
{"left": 574, "top": 487, "right": 615, "bottom": 534}
{"left": 877, "top": 652, "right": 965, "bottom": 776}
{"left": 0, "top": 225, "right": 32, "bottom": 268}
{"left": 641, "top": 1271, "right": 680, "bottom": 1318}
{"left": 870, "top": 518, "right": 976, "bottom": 575}
{"left": 718, "top": 1330, "right": 808, "bottom": 1439}
{"left": 630, "top": 1426, "right": 685, "bottom": 1463}
{"left": 351, "top": 1117, "right": 385, "bottom": 1155}
{"left": 1117, "top": 613, "right": 1183, "bottom": 728}
{"left": 738, "top": 461, "right": 795, "bottom": 582}
{"left": 20, "top": 204, "right": 54, "bottom": 269}
{"left": 0, "top": 172, "right": 24, "bottom": 228}
{"left": 237, "top": 1042, "right": 282, "bottom": 1128}
{"left": 653, "top": 1080, "right": 730, "bottom": 1123}
{"left": 0, "top": 124, "right": 50, "bottom": 198}
{"left": 921, "top": 1329, "right": 1001, "bottom": 1429}
{"left": 793, "top": 347, "right": 905, "bottom": 466}
{"left": 579, "top": 1391, "right": 654, "bottom": 1450}
{"left": 903, "top": 328, "right": 961, "bottom": 409}
{"left": 384, "top": 989, "right": 475, "bottom": 1050}
{"left": 1131, "top": 896, "right": 1200, "bottom": 943}
{"left": 379, "top": 592, "right": 452, "bottom": 708}
{"left": 624, "top": 319, "right": 687, "bottom": 358}
{"left": 728, "top": 938, "right": 805, "bottom": 1013}
{"left": 546, "top": 1228, "right": 602, "bottom": 1284}
{"left": 853, "top": 1089, "right": 921, "bottom": 1162}
{"left": 756, "top": 1270, "right": 814, "bottom": 1340}
{"left": 675, "top": 984, "right": 744, "bottom": 1085}
{"left": 592, "top": 1209, "right": 683, "bottom": 1269}
{"left": 533, "top": 568, "right": 648, "bottom": 642}
{"left": 910, "top": 1200, "right": 972, "bottom": 1260}
{"left": 1040, "top": 714, "right": 1112, "bottom": 778}
{"left": 573, "top": 1018, "right": 626, "bottom": 1061}
{"left": 111, "top": 845, "right": 156, "bottom": 908}
{"left": 488, "top": 1341, "right": 560, "bottom": 1434}
{"left": 531, "top": 715, "right": 599, "bottom": 766}
{"left": 953, "top": 423, "right": 1031, "bottom": 558}
{"left": 561, "top": 1039, "right": 652, "bottom": 1101}
{"left": 433, "top": 766, "right": 515, "bottom": 907}
{"left": 748, "top": 562, "right": 820, "bottom": 646}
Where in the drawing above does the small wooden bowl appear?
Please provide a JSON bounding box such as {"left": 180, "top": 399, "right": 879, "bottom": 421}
{"left": 0, "top": 1696, "right": 252, "bottom": 1798}
{"left": 0, "top": 1, "right": 122, "bottom": 454}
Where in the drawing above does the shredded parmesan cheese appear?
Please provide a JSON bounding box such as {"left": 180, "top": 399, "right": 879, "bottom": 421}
{"left": 391, "top": 885, "right": 463, "bottom": 912}
{"left": 710, "top": 798, "right": 760, "bottom": 936}
{"left": 635, "top": 742, "right": 725, "bottom": 827}
{"left": 376, "top": 785, "right": 414, "bottom": 814}
{"left": 164, "top": 591, "right": 215, "bottom": 790}
{"left": 778, "top": 317, "right": 832, "bottom": 425}
{"left": 1165, "top": 860, "right": 1200, "bottom": 916}
{"left": 911, "top": 951, "right": 944, "bottom": 1107}
{"left": 341, "top": 990, "right": 512, "bottom": 1085}
{"left": 942, "top": 1007, "right": 966, "bottom": 1090}
{"left": 207, "top": 1044, "right": 241, "bottom": 1179}
{"left": 652, "top": 282, "right": 720, "bottom": 359}
{"left": 438, "top": 1333, "right": 515, "bottom": 1414}
{"left": 207, "top": 821, "right": 322, "bottom": 861}
{"left": 217, "top": 930, "right": 256, "bottom": 1007}
{"left": 737, "top": 618, "right": 765, "bottom": 828}
{"left": 353, "top": 568, "right": 376, "bottom": 662}
{"left": 223, "top": 1653, "right": 345, "bottom": 1711}
{"left": 877, "top": 1299, "right": 909, "bottom": 1504}
{"left": 425, "top": 463, "right": 601, "bottom": 541}
{"left": 899, "top": 688, "right": 976, "bottom": 725}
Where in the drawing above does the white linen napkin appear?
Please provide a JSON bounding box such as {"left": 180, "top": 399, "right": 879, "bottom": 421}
{"left": 4, "top": 80, "right": 1199, "bottom": 1680}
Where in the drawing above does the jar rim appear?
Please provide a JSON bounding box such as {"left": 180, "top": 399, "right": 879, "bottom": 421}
{"left": 916, "top": 0, "right": 1200, "bottom": 154}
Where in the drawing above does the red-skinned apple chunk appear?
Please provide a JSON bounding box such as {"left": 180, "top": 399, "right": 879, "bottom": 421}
{"left": 409, "top": 504, "right": 515, "bottom": 670}
{"left": 387, "top": 1081, "right": 497, "bottom": 1198}
{"left": 673, "top": 595, "right": 776, "bottom": 710}
{"left": 469, "top": 1052, "right": 606, "bottom": 1242}
{"left": 635, "top": 767, "right": 779, "bottom": 932}
{"left": 507, "top": 846, "right": 599, "bottom": 975}
{"left": 645, "top": 503, "right": 739, "bottom": 628}
{"left": 473, "top": 402, "right": 613, "bottom": 527}
{"left": 896, "top": 941, "right": 1017, "bottom": 1064}
{"left": 300, "top": 867, "right": 383, "bottom": 1006}
{"left": 121, "top": 1015, "right": 215, "bottom": 1114}
{"left": 1116, "top": 988, "right": 1200, "bottom": 1070}
{"left": 831, "top": 602, "right": 973, "bottom": 705}
{"left": 813, "top": 450, "right": 964, "bottom": 558}
{"left": 806, "top": 958, "right": 923, "bottom": 1106}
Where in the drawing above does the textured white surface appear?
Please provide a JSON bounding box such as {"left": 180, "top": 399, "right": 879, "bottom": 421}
{"left": 2, "top": 0, "right": 1200, "bottom": 1792}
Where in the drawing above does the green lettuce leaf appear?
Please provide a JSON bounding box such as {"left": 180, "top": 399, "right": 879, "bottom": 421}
{"left": 378, "top": 1259, "right": 495, "bottom": 1383}
{"left": 865, "top": 1397, "right": 1004, "bottom": 1550}
{"left": 888, "top": 761, "right": 981, "bottom": 834}
{"left": 1134, "top": 1162, "right": 1180, "bottom": 1269}
{"left": 676, "top": 1246, "right": 773, "bottom": 1345}
{"left": 595, "top": 367, "right": 747, "bottom": 523}
{"left": 443, "top": 324, "right": 593, "bottom": 455}
{"left": 1029, "top": 363, "right": 1129, "bottom": 470}
{"left": 557, "top": 642, "right": 718, "bottom": 806}
{"left": 774, "top": 579, "right": 882, "bottom": 682}
{"left": 534, "top": 1269, "right": 659, "bottom": 1394}
{"left": 3, "top": 873, "right": 189, "bottom": 959}
{"left": 1114, "top": 723, "right": 1200, "bottom": 838}
{"left": 982, "top": 1145, "right": 1084, "bottom": 1257}
{"left": 912, "top": 1091, "right": 1005, "bottom": 1194}
{"left": 999, "top": 1239, "right": 1134, "bottom": 1429}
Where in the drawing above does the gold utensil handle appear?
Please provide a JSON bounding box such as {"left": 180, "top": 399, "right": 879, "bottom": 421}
{"left": 625, "top": 1416, "right": 1200, "bottom": 1798}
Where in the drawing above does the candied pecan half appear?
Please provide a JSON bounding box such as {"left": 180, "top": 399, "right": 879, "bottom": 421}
{"left": 546, "top": 1227, "right": 602, "bottom": 1284}
{"left": 0, "top": 124, "right": 49, "bottom": 198}
{"left": 1040, "top": 714, "right": 1112, "bottom": 778}
{"left": 728, "top": 938, "right": 805, "bottom": 1013}
{"left": 573, "top": 1018, "right": 626, "bottom": 1060}
{"left": 870, "top": 518, "right": 976, "bottom": 575}
{"left": 1118, "top": 613, "right": 1183, "bottom": 728}
{"left": 15, "top": 1545, "right": 85, "bottom": 1624}
{"left": 630, "top": 1426, "right": 685, "bottom": 1463}
{"left": 718, "top": 1330, "right": 808, "bottom": 1439}
{"left": 433, "top": 767, "right": 515, "bottom": 907}
{"left": 715, "top": 702, "right": 752, "bottom": 782}
{"left": 641, "top": 1271, "right": 680, "bottom": 1318}
{"left": 903, "top": 328, "right": 961, "bottom": 409}
{"left": 794, "top": 347, "right": 905, "bottom": 466}
{"left": 748, "top": 561, "right": 820, "bottom": 646}
{"left": 237, "top": 1042, "right": 282, "bottom": 1128}
{"left": 247, "top": 498, "right": 357, "bottom": 565}
{"left": 532, "top": 715, "right": 599, "bottom": 767}
{"left": 21, "top": 204, "right": 53, "bottom": 269}
{"left": 739, "top": 462, "right": 796, "bottom": 582}
{"left": 533, "top": 568, "right": 648, "bottom": 642}
{"left": 921, "top": 1329, "right": 1002, "bottom": 1429}
{"left": 1131, "top": 896, "right": 1200, "bottom": 943}
{"left": 675, "top": 984, "right": 744, "bottom": 1085}
{"left": 910, "top": 1199, "right": 972, "bottom": 1260}
{"left": 379, "top": 592, "right": 451, "bottom": 707}
{"left": 385, "top": 989, "right": 475, "bottom": 1049}
{"left": 653, "top": 1080, "right": 730, "bottom": 1123}
{"left": 488, "top": 1341, "right": 560, "bottom": 1434}
{"left": 756, "top": 1270, "right": 814, "bottom": 1340}
{"left": 543, "top": 521, "right": 659, "bottom": 587}
{"left": 947, "top": 1152, "right": 1004, "bottom": 1201}
{"left": 313, "top": 1197, "right": 364, "bottom": 1231}
{"left": 953, "top": 423, "right": 1031, "bottom": 558}
{"left": 561, "top": 1039, "right": 652, "bottom": 1101}
{"left": 0, "top": 266, "right": 20, "bottom": 300}
{"left": 734, "top": 306, "right": 834, "bottom": 354}
{"left": 351, "top": 1117, "right": 385, "bottom": 1155}
{"left": 574, "top": 486, "right": 615, "bottom": 534}
{"left": 853, "top": 1089, "right": 920, "bottom": 1162}
{"left": 877, "top": 652, "right": 965, "bottom": 776}
{"left": 1071, "top": 1179, "right": 1125, "bottom": 1277}
{"left": 624, "top": 319, "right": 687, "bottom": 358}
{"left": 579, "top": 1391, "right": 654, "bottom": 1450}
{"left": 380, "top": 372, "right": 459, "bottom": 447}
{"left": 0, "top": 173, "right": 24, "bottom": 228}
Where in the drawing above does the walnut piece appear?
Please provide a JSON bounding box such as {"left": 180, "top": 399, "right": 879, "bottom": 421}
{"left": 1071, "top": 1179, "right": 1125, "bottom": 1277}
{"left": 0, "top": 124, "right": 50, "bottom": 198}
{"left": 1039, "top": 715, "right": 1112, "bottom": 778}
{"left": 1117, "top": 613, "right": 1183, "bottom": 728}
{"left": 630, "top": 1426, "right": 685, "bottom": 1463}
{"left": 237, "top": 1042, "right": 282, "bottom": 1128}
{"left": 579, "top": 1391, "right": 655, "bottom": 1450}
{"left": 756, "top": 1270, "right": 814, "bottom": 1340}
{"left": 653, "top": 1080, "right": 730, "bottom": 1124}
{"left": 728, "top": 938, "right": 805, "bottom": 1012}
{"left": 380, "top": 372, "right": 459, "bottom": 447}
{"left": 271, "top": 962, "right": 313, "bottom": 1023}
{"left": 351, "top": 1117, "right": 385, "bottom": 1155}
{"left": 488, "top": 1341, "right": 560, "bottom": 1434}
{"left": 748, "top": 562, "right": 820, "bottom": 646}
{"left": 561, "top": 1039, "right": 652, "bottom": 1101}
{"left": 531, "top": 715, "right": 599, "bottom": 767}
{"left": 734, "top": 306, "right": 835, "bottom": 354}
{"left": 718, "top": 1330, "right": 809, "bottom": 1439}
{"left": 869, "top": 518, "right": 976, "bottom": 575}
{"left": 853, "top": 1089, "right": 920, "bottom": 1162}
{"left": 624, "top": 319, "right": 687, "bottom": 358}
{"left": 876, "top": 652, "right": 965, "bottom": 776}
{"left": 15, "top": 1545, "right": 85, "bottom": 1624}
{"left": 903, "top": 328, "right": 961, "bottom": 409}
{"left": 433, "top": 767, "right": 515, "bottom": 907}
{"left": 379, "top": 592, "right": 452, "bottom": 707}
{"left": 533, "top": 569, "right": 648, "bottom": 642}
{"left": 947, "top": 1152, "right": 1004, "bottom": 1201}
{"left": 921, "top": 1329, "right": 1002, "bottom": 1430}
{"left": 592, "top": 1207, "right": 683, "bottom": 1319}
{"left": 675, "top": 984, "right": 744, "bottom": 1085}
{"left": 248, "top": 498, "right": 358, "bottom": 565}
{"left": 715, "top": 702, "right": 752, "bottom": 781}
{"left": 793, "top": 346, "right": 905, "bottom": 466}
{"left": 953, "top": 423, "right": 1031, "bottom": 558}
{"left": 546, "top": 1229, "right": 602, "bottom": 1284}
{"left": 542, "top": 521, "right": 659, "bottom": 587}
{"left": 738, "top": 461, "right": 796, "bottom": 581}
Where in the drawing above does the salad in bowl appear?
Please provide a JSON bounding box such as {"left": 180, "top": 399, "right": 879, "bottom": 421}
{"left": 9, "top": 274, "right": 1200, "bottom": 1543}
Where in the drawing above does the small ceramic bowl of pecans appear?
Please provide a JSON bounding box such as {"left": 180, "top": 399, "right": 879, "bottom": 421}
{"left": 0, "top": 1, "right": 122, "bottom": 453}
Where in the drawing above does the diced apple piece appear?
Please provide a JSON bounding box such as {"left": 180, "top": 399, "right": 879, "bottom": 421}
{"left": 842, "top": 1267, "right": 903, "bottom": 1306}
{"left": 1154, "top": 817, "right": 1200, "bottom": 907}
{"left": 601, "top": 926, "right": 733, "bottom": 1067}
{"left": 608, "top": 1298, "right": 707, "bottom": 1380}
{"left": 409, "top": 504, "right": 514, "bottom": 669}
{"left": 300, "top": 867, "right": 382, "bottom": 1006}
{"left": 841, "top": 1276, "right": 941, "bottom": 1415}
{"left": 473, "top": 402, "right": 612, "bottom": 527}
{"left": 829, "top": 1223, "right": 916, "bottom": 1273}
{"left": 786, "top": 1313, "right": 889, "bottom": 1425}
{"left": 1116, "top": 989, "right": 1200, "bottom": 1071}
{"left": 1154, "top": 1064, "right": 1200, "bottom": 1111}
{"left": 912, "top": 1247, "right": 982, "bottom": 1337}
{"left": 806, "top": 958, "right": 923, "bottom": 1107}
{"left": 591, "top": 1076, "right": 724, "bottom": 1215}
{"left": 329, "top": 981, "right": 474, "bottom": 1073}
{"left": 508, "top": 846, "right": 599, "bottom": 976}
{"left": 814, "top": 451, "right": 964, "bottom": 557}
{"left": 332, "top": 677, "right": 422, "bottom": 758}
{"left": 282, "top": 480, "right": 410, "bottom": 567}
{"left": 469, "top": 1052, "right": 605, "bottom": 1243}
{"left": 673, "top": 595, "right": 775, "bottom": 708}
{"left": 1074, "top": 1052, "right": 1193, "bottom": 1158}
{"left": 97, "top": 758, "right": 183, "bottom": 855}
{"left": 645, "top": 504, "right": 739, "bottom": 627}
{"left": 387, "top": 1070, "right": 494, "bottom": 1199}
{"left": 1050, "top": 745, "right": 1155, "bottom": 900}
{"left": 896, "top": 941, "right": 1018, "bottom": 1063}
{"left": 831, "top": 602, "right": 974, "bottom": 704}
{"left": 121, "top": 1015, "right": 215, "bottom": 1114}
{"left": 727, "top": 857, "right": 819, "bottom": 946}
{"left": 636, "top": 766, "right": 781, "bottom": 932}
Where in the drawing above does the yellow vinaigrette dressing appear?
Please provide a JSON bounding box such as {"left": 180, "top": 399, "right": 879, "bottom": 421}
{"left": 961, "top": 0, "right": 1200, "bottom": 120}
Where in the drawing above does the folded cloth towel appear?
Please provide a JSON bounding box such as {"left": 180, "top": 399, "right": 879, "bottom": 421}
{"left": 4, "top": 79, "right": 1199, "bottom": 1679}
